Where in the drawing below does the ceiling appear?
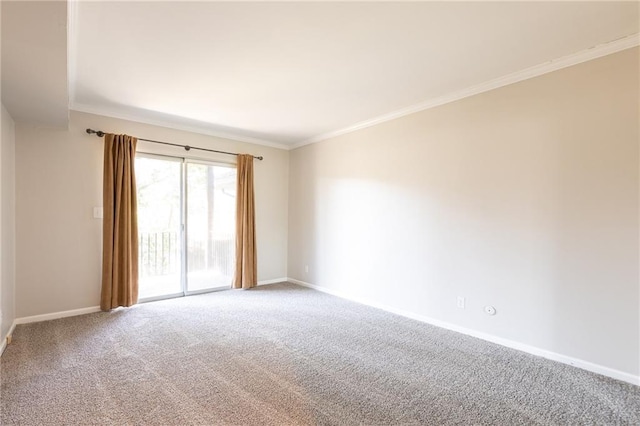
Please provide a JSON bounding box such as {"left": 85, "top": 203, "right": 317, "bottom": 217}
{"left": 3, "top": 2, "right": 639, "bottom": 148}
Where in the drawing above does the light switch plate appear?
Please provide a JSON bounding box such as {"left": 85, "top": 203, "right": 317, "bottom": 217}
{"left": 93, "top": 207, "right": 104, "bottom": 219}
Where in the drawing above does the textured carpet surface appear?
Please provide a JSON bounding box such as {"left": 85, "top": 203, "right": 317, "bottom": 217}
{"left": 1, "top": 283, "right": 638, "bottom": 425}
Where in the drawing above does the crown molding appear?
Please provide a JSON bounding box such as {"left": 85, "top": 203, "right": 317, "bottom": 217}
{"left": 292, "top": 32, "right": 640, "bottom": 149}
{"left": 70, "top": 103, "right": 291, "bottom": 150}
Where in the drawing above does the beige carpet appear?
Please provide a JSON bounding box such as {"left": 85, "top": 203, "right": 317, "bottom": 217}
{"left": 1, "top": 282, "right": 638, "bottom": 425}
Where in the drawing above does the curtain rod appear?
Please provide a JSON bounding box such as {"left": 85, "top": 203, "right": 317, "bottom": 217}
{"left": 85, "top": 129, "right": 264, "bottom": 161}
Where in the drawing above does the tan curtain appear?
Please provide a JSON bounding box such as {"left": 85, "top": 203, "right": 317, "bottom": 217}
{"left": 101, "top": 134, "right": 139, "bottom": 311}
{"left": 233, "top": 154, "right": 257, "bottom": 289}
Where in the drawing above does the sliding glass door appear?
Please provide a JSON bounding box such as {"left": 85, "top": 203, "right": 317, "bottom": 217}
{"left": 136, "top": 156, "right": 183, "bottom": 299}
{"left": 186, "top": 163, "right": 236, "bottom": 292}
{"left": 136, "top": 154, "right": 236, "bottom": 300}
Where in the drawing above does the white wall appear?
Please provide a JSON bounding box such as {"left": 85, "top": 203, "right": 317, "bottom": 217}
{"left": 1, "top": 104, "right": 16, "bottom": 341}
{"left": 15, "top": 110, "right": 288, "bottom": 318}
{"left": 288, "top": 48, "right": 639, "bottom": 379}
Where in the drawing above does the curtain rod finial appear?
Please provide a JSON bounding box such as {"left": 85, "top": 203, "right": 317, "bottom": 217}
{"left": 86, "top": 128, "right": 105, "bottom": 137}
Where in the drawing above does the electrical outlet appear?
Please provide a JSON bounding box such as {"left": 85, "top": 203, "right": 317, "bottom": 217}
{"left": 304, "top": 265, "right": 309, "bottom": 274}
{"left": 457, "top": 296, "right": 465, "bottom": 309}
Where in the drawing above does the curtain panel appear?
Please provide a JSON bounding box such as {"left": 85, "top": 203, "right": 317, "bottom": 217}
{"left": 101, "top": 133, "right": 139, "bottom": 310}
{"left": 233, "top": 154, "right": 257, "bottom": 289}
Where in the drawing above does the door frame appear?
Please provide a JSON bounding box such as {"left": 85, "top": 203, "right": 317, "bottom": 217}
{"left": 135, "top": 152, "right": 236, "bottom": 303}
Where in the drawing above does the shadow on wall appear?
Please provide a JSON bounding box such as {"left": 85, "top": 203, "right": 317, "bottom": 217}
{"left": 292, "top": 64, "right": 639, "bottom": 374}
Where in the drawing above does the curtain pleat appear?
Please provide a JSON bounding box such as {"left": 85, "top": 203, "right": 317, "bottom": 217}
{"left": 101, "top": 133, "right": 139, "bottom": 310}
{"left": 233, "top": 154, "right": 257, "bottom": 289}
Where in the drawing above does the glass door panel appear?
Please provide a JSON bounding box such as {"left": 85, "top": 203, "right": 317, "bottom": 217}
{"left": 136, "top": 156, "right": 183, "bottom": 299}
{"left": 186, "top": 163, "right": 236, "bottom": 292}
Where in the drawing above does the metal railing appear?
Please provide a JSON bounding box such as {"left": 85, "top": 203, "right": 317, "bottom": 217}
{"left": 139, "top": 231, "right": 234, "bottom": 277}
{"left": 139, "top": 231, "right": 179, "bottom": 277}
{"left": 187, "top": 238, "right": 234, "bottom": 274}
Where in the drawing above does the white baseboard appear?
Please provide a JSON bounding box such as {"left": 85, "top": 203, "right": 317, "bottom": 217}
{"left": 2, "top": 306, "right": 100, "bottom": 356}
{"left": 0, "top": 321, "right": 17, "bottom": 357}
{"left": 287, "top": 278, "right": 640, "bottom": 386}
{"left": 257, "top": 277, "right": 288, "bottom": 286}
{"left": 14, "top": 306, "right": 102, "bottom": 325}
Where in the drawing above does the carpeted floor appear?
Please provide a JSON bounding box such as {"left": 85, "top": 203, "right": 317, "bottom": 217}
{"left": 1, "top": 282, "right": 638, "bottom": 425}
